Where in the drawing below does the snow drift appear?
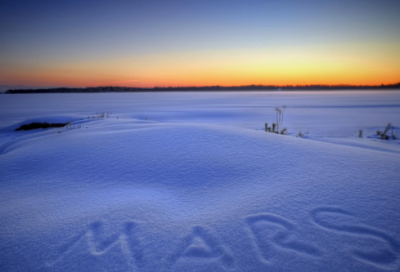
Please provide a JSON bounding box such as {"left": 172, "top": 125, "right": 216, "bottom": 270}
{"left": 0, "top": 91, "right": 399, "bottom": 271}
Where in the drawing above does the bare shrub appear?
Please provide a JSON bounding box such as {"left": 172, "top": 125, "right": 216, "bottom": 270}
{"left": 296, "top": 131, "right": 304, "bottom": 138}
{"left": 377, "top": 123, "right": 391, "bottom": 140}
{"left": 265, "top": 106, "right": 287, "bottom": 134}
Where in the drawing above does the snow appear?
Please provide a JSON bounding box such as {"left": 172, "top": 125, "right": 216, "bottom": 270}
{"left": 0, "top": 91, "right": 400, "bottom": 271}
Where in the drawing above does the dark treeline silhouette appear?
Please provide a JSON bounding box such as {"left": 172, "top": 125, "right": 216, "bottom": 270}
{"left": 5, "top": 83, "right": 400, "bottom": 94}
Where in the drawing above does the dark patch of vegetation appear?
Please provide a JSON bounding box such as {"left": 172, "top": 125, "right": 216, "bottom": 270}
{"left": 296, "top": 131, "right": 305, "bottom": 138}
{"left": 15, "top": 122, "right": 68, "bottom": 131}
{"left": 376, "top": 123, "right": 397, "bottom": 140}
{"left": 297, "top": 128, "right": 309, "bottom": 138}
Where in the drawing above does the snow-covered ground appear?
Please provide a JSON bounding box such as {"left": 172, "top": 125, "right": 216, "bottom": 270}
{"left": 0, "top": 91, "right": 399, "bottom": 271}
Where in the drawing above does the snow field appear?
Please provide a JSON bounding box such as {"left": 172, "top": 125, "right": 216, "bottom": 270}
{"left": 0, "top": 91, "right": 400, "bottom": 271}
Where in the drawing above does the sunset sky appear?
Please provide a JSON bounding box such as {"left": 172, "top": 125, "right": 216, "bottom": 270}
{"left": 1, "top": 0, "right": 399, "bottom": 90}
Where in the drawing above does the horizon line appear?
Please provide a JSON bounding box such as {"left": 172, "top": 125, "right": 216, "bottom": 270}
{"left": 5, "top": 82, "right": 400, "bottom": 94}
{"left": 5, "top": 82, "right": 400, "bottom": 91}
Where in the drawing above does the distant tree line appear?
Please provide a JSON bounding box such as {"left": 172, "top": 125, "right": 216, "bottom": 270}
{"left": 5, "top": 83, "right": 400, "bottom": 94}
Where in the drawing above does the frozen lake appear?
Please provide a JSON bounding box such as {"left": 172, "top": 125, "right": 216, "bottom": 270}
{"left": 1, "top": 91, "right": 400, "bottom": 147}
{"left": 0, "top": 90, "right": 400, "bottom": 271}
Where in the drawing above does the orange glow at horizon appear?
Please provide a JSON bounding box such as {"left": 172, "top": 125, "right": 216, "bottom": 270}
{"left": 1, "top": 42, "right": 399, "bottom": 88}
